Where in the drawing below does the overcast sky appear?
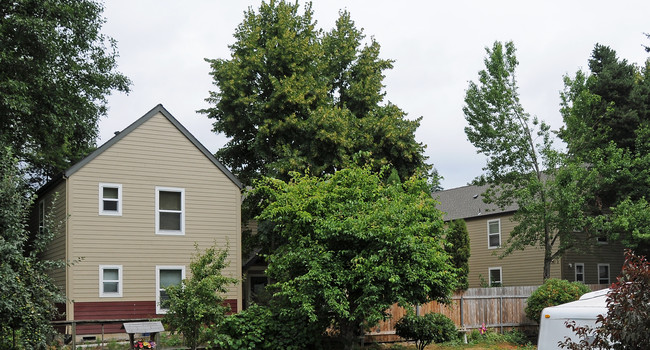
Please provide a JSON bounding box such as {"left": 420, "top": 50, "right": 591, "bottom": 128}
{"left": 100, "top": 0, "right": 650, "bottom": 189}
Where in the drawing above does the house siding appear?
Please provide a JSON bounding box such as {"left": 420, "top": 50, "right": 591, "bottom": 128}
{"left": 38, "top": 181, "right": 68, "bottom": 293}
{"left": 465, "top": 213, "right": 561, "bottom": 288}
{"left": 64, "top": 112, "right": 241, "bottom": 311}
{"left": 561, "top": 236, "right": 624, "bottom": 285}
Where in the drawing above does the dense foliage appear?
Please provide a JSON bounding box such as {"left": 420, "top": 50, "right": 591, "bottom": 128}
{"left": 163, "top": 244, "right": 237, "bottom": 350}
{"left": 560, "top": 43, "right": 650, "bottom": 255}
{"left": 560, "top": 250, "right": 650, "bottom": 349}
{"left": 0, "top": 0, "right": 130, "bottom": 183}
{"left": 395, "top": 311, "right": 457, "bottom": 350}
{"left": 255, "top": 166, "right": 457, "bottom": 349}
{"left": 525, "top": 278, "right": 590, "bottom": 323}
{"left": 445, "top": 219, "right": 470, "bottom": 291}
{"left": 212, "top": 303, "right": 322, "bottom": 350}
{"left": 201, "top": 0, "right": 428, "bottom": 187}
{"left": 0, "top": 147, "right": 65, "bottom": 348}
{"left": 463, "top": 41, "right": 589, "bottom": 280}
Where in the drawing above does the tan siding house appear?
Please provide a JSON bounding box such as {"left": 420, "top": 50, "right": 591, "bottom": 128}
{"left": 36, "top": 105, "right": 242, "bottom": 335}
{"left": 435, "top": 184, "right": 623, "bottom": 288}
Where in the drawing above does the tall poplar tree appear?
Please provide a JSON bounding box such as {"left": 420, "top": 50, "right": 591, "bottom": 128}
{"left": 463, "top": 41, "right": 588, "bottom": 280}
{"left": 201, "top": 1, "right": 428, "bottom": 187}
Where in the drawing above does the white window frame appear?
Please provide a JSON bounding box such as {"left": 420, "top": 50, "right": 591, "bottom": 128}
{"left": 155, "top": 187, "right": 185, "bottom": 235}
{"left": 99, "top": 265, "right": 123, "bottom": 297}
{"left": 156, "top": 266, "right": 185, "bottom": 314}
{"left": 488, "top": 267, "right": 502, "bottom": 287}
{"left": 575, "top": 263, "right": 585, "bottom": 283}
{"left": 598, "top": 263, "right": 610, "bottom": 284}
{"left": 99, "top": 183, "right": 122, "bottom": 216}
{"left": 487, "top": 219, "right": 501, "bottom": 249}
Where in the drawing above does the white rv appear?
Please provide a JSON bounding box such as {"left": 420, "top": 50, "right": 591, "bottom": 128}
{"left": 537, "top": 289, "right": 609, "bottom": 350}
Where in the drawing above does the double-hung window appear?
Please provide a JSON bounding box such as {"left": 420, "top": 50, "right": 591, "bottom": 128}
{"left": 487, "top": 219, "right": 501, "bottom": 249}
{"left": 489, "top": 267, "right": 502, "bottom": 287}
{"left": 99, "top": 183, "right": 122, "bottom": 216}
{"left": 99, "top": 265, "right": 122, "bottom": 297}
{"left": 155, "top": 187, "right": 184, "bottom": 235}
{"left": 598, "top": 264, "right": 610, "bottom": 284}
{"left": 575, "top": 263, "right": 585, "bottom": 283}
{"left": 156, "top": 266, "right": 185, "bottom": 314}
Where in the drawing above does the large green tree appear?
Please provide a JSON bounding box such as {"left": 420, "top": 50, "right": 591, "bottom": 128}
{"left": 0, "top": 147, "right": 65, "bottom": 348}
{"left": 463, "top": 41, "right": 589, "bottom": 280}
{"left": 254, "top": 166, "right": 457, "bottom": 349}
{"left": 445, "top": 219, "right": 470, "bottom": 291}
{"left": 201, "top": 1, "right": 428, "bottom": 186}
{"left": 560, "top": 43, "right": 650, "bottom": 254}
{"left": 0, "top": 0, "right": 130, "bottom": 183}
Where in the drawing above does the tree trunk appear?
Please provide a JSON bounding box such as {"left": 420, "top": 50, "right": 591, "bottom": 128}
{"left": 543, "top": 254, "right": 552, "bottom": 281}
{"left": 339, "top": 319, "right": 360, "bottom": 350}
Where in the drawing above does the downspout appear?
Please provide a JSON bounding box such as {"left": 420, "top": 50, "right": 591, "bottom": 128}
{"left": 64, "top": 174, "right": 72, "bottom": 323}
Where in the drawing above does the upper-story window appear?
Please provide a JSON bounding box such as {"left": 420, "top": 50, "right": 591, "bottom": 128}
{"left": 487, "top": 219, "right": 501, "bottom": 249}
{"left": 99, "top": 183, "right": 122, "bottom": 216}
{"left": 156, "top": 187, "right": 185, "bottom": 235}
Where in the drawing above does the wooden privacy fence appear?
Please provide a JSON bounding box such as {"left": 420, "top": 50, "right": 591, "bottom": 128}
{"left": 365, "top": 284, "right": 608, "bottom": 343}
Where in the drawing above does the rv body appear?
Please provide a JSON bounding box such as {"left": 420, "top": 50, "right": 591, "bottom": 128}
{"left": 537, "top": 289, "right": 609, "bottom": 350}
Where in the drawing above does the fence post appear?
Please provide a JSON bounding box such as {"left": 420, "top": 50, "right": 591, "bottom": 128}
{"left": 499, "top": 296, "right": 503, "bottom": 334}
{"left": 460, "top": 294, "right": 464, "bottom": 328}
{"left": 71, "top": 321, "right": 76, "bottom": 349}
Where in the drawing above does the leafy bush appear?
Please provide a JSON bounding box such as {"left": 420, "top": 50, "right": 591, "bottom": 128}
{"left": 211, "top": 304, "right": 269, "bottom": 350}
{"left": 163, "top": 244, "right": 237, "bottom": 350}
{"left": 211, "top": 303, "right": 322, "bottom": 350}
{"left": 525, "top": 278, "right": 590, "bottom": 322}
{"left": 395, "top": 312, "right": 457, "bottom": 350}
{"left": 560, "top": 250, "right": 650, "bottom": 349}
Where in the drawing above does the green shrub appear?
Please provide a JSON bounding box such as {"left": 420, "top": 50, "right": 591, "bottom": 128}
{"left": 525, "top": 278, "right": 590, "bottom": 323}
{"left": 210, "top": 303, "right": 322, "bottom": 350}
{"left": 395, "top": 312, "right": 457, "bottom": 350}
{"left": 211, "top": 304, "right": 269, "bottom": 350}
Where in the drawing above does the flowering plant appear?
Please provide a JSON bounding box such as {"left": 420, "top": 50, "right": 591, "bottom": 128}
{"left": 134, "top": 340, "right": 156, "bottom": 349}
{"left": 480, "top": 323, "right": 487, "bottom": 335}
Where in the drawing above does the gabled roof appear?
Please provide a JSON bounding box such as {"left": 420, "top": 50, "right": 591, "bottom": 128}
{"left": 433, "top": 183, "right": 517, "bottom": 221}
{"left": 41, "top": 104, "right": 241, "bottom": 192}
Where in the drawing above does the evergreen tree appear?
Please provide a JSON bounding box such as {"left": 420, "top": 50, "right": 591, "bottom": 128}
{"left": 560, "top": 43, "right": 650, "bottom": 253}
